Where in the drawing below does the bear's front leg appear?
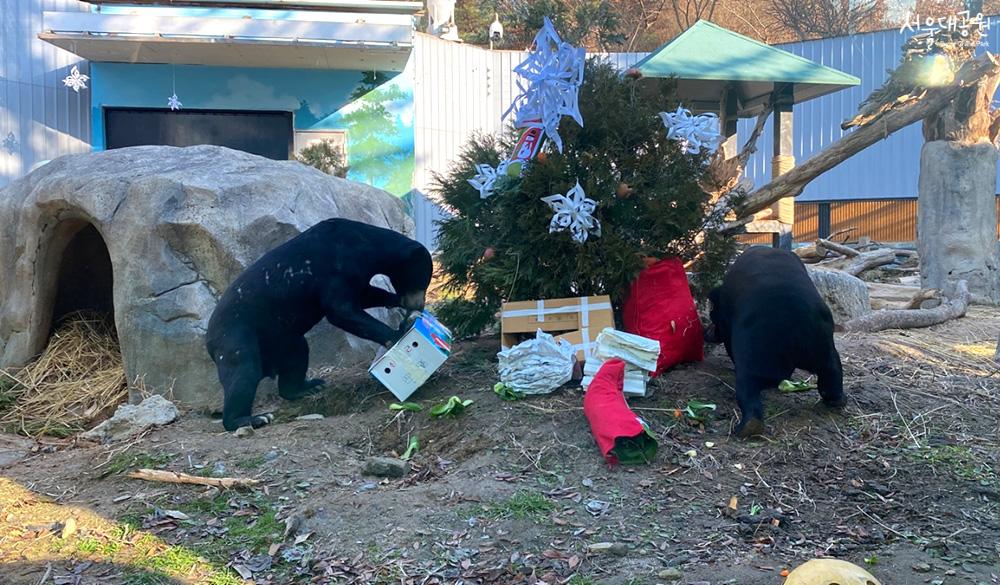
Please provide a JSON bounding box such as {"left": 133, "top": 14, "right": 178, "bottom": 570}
{"left": 733, "top": 370, "right": 766, "bottom": 438}
{"left": 360, "top": 285, "right": 401, "bottom": 309}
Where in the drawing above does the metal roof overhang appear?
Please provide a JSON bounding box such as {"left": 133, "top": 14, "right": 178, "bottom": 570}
{"left": 79, "top": 0, "right": 424, "bottom": 14}
{"left": 39, "top": 11, "right": 414, "bottom": 71}
{"left": 669, "top": 79, "right": 851, "bottom": 118}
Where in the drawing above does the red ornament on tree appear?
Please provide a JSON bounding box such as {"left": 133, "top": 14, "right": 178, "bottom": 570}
{"left": 625, "top": 67, "right": 642, "bottom": 79}
{"left": 483, "top": 247, "right": 496, "bottom": 261}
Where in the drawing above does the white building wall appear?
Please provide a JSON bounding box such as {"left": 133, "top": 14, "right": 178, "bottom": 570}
{"left": 0, "top": 0, "right": 92, "bottom": 188}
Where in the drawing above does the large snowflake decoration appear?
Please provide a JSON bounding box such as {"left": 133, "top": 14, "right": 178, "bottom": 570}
{"left": 468, "top": 160, "right": 511, "bottom": 199}
{"left": 541, "top": 180, "right": 601, "bottom": 244}
{"left": 502, "top": 17, "right": 585, "bottom": 153}
{"left": 2, "top": 132, "right": 17, "bottom": 155}
{"left": 62, "top": 65, "right": 89, "bottom": 93}
{"left": 658, "top": 106, "right": 721, "bottom": 155}
{"left": 167, "top": 93, "right": 183, "bottom": 111}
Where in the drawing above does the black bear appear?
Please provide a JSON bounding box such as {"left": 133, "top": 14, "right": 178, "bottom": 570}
{"left": 706, "top": 246, "right": 845, "bottom": 438}
{"left": 206, "top": 218, "right": 433, "bottom": 432}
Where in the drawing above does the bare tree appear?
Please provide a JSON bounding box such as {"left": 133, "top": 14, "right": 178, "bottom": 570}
{"left": 669, "top": 0, "right": 720, "bottom": 30}
{"left": 771, "top": 0, "right": 888, "bottom": 40}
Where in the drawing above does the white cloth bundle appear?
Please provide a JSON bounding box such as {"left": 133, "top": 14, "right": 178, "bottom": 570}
{"left": 497, "top": 329, "right": 576, "bottom": 395}
{"left": 593, "top": 328, "right": 660, "bottom": 373}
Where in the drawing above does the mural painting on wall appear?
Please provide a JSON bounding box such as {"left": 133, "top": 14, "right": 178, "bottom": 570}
{"left": 313, "top": 69, "right": 415, "bottom": 198}
{"left": 91, "top": 62, "right": 415, "bottom": 198}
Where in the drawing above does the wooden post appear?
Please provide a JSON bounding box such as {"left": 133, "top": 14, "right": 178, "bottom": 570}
{"left": 771, "top": 84, "right": 795, "bottom": 250}
{"left": 720, "top": 86, "right": 739, "bottom": 159}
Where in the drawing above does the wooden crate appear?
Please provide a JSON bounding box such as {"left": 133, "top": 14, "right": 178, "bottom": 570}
{"left": 500, "top": 295, "right": 614, "bottom": 357}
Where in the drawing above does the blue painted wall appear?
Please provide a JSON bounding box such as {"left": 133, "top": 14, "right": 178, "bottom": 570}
{"left": 89, "top": 61, "right": 415, "bottom": 196}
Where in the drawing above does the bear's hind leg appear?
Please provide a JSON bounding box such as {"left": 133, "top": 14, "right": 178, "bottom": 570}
{"left": 276, "top": 336, "right": 325, "bottom": 401}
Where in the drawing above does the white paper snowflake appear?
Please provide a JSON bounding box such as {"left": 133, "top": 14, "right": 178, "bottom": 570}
{"left": 467, "top": 160, "right": 512, "bottom": 199}
{"left": 2, "top": 132, "right": 17, "bottom": 154}
{"left": 62, "top": 65, "right": 89, "bottom": 93}
{"left": 167, "top": 93, "right": 183, "bottom": 111}
{"left": 541, "top": 180, "right": 601, "bottom": 244}
{"left": 658, "top": 106, "right": 722, "bottom": 155}
{"left": 502, "top": 17, "right": 585, "bottom": 153}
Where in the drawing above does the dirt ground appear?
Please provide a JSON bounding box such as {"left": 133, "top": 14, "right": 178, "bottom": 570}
{"left": 1, "top": 308, "right": 999, "bottom": 585}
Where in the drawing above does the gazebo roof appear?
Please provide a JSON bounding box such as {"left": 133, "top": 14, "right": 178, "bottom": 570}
{"left": 633, "top": 20, "right": 860, "bottom": 116}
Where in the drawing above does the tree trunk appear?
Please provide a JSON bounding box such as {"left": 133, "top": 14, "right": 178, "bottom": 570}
{"left": 843, "top": 281, "right": 970, "bottom": 333}
{"left": 735, "top": 53, "right": 1000, "bottom": 218}
{"left": 917, "top": 141, "right": 1000, "bottom": 303}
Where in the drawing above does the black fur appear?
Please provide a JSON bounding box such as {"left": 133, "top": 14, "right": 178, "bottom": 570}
{"left": 206, "top": 218, "right": 433, "bottom": 431}
{"left": 707, "top": 247, "right": 845, "bottom": 438}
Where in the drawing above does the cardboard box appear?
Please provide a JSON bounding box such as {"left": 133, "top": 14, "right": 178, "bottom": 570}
{"left": 369, "top": 311, "right": 452, "bottom": 402}
{"left": 554, "top": 329, "right": 598, "bottom": 362}
{"left": 500, "top": 295, "right": 614, "bottom": 358}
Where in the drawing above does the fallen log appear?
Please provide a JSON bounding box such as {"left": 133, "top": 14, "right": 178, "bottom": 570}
{"left": 795, "top": 245, "right": 827, "bottom": 263}
{"left": 843, "top": 280, "right": 969, "bottom": 333}
{"left": 818, "top": 248, "right": 896, "bottom": 276}
{"left": 127, "top": 469, "right": 260, "bottom": 490}
{"left": 866, "top": 282, "right": 940, "bottom": 310}
{"left": 816, "top": 238, "right": 860, "bottom": 258}
{"left": 736, "top": 53, "right": 1000, "bottom": 218}
{"left": 904, "top": 288, "right": 940, "bottom": 310}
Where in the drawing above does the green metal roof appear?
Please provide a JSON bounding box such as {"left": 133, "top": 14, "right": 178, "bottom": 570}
{"left": 633, "top": 20, "right": 860, "bottom": 115}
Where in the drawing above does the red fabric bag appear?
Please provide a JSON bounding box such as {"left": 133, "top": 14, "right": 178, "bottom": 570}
{"left": 622, "top": 257, "right": 703, "bottom": 377}
{"left": 583, "top": 359, "right": 658, "bottom": 466}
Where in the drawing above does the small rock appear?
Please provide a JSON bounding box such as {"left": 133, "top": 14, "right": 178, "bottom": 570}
{"left": 363, "top": 457, "right": 410, "bottom": 478}
{"left": 913, "top": 563, "right": 932, "bottom": 573}
{"left": 264, "top": 450, "right": 280, "bottom": 462}
{"left": 81, "top": 395, "right": 180, "bottom": 443}
{"left": 61, "top": 517, "right": 77, "bottom": 539}
{"left": 658, "top": 568, "right": 683, "bottom": 581}
{"left": 234, "top": 426, "right": 254, "bottom": 438}
{"left": 587, "top": 542, "right": 627, "bottom": 556}
{"left": 295, "top": 414, "right": 324, "bottom": 421}
{"left": 584, "top": 499, "right": 610, "bottom": 516}
{"left": 945, "top": 569, "right": 956, "bottom": 576}
{"left": 356, "top": 482, "right": 378, "bottom": 493}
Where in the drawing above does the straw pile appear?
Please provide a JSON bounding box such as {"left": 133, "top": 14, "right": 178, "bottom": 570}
{"left": 0, "top": 313, "right": 127, "bottom": 437}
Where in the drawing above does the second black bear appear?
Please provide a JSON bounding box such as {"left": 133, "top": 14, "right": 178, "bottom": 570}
{"left": 206, "top": 218, "right": 433, "bottom": 432}
{"left": 706, "top": 247, "right": 846, "bottom": 438}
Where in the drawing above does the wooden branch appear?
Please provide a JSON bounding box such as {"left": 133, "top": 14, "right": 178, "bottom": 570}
{"left": 818, "top": 248, "right": 896, "bottom": 276}
{"left": 127, "top": 469, "right": 260, "bottom": 489}
{"left": 702, "top": 104, "right": 773, "bottom": 200}
{"left": 904, "top": 288, "right": 940, "bottom": 310}
{"left": 816, "top": 238, "right": 860, "bottom": 257}
{"left": 843, "top": 280, "right": 970, "bottom": 333}
{"left": 867, "top": 283, "right": 939, "bottom": 310}
{"left": 737, "top": 53, "right": 1000, "bottom": 218}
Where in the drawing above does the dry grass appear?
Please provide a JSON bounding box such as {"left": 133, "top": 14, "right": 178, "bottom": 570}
{"left": 0, "top": 313, "right": 127, "bottom": 437}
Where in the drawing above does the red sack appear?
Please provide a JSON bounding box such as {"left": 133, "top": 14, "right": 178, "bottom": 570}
{"left": 583, "top": 359, "right": 658, "bottom": 466}
{"left": 622, "top": 257, "right": 703, "bottom": 377}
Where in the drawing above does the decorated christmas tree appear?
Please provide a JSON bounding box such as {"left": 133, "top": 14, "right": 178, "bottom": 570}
{"left": 434, "top": 19, "right": 735, "bottom": 337}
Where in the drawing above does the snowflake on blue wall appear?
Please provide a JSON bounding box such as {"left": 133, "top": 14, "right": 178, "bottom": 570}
{"left": 2, "top": 132, "right": 17, "bottom": 155}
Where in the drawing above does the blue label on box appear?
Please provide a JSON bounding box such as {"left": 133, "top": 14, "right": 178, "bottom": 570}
{"left": 414, "top": 311, "right": 452, "bottom": 355}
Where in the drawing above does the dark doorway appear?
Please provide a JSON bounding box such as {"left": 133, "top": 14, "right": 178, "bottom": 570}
{"left": 51, "top": 224, "right": 115, "bottom": 328}
{"left": 104, "top": 108, "right": 294, "bottom": 160}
